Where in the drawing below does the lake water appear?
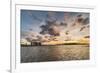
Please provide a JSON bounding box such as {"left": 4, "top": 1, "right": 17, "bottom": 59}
{"left": 21, "top": 45, "right": 89, "bottom": 63}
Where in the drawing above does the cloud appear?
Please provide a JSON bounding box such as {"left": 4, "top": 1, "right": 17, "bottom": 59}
{"left": 21, "top": 11, "right": 90, "bottom": 42}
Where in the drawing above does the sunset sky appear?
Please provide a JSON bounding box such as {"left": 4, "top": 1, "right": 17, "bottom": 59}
{"left": 21, "top": 9, "right": 89, "bottom": 41}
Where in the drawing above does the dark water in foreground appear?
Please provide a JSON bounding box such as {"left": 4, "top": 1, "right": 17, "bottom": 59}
{"left": 21, "top": 45, "right": 89, "bottom": 63}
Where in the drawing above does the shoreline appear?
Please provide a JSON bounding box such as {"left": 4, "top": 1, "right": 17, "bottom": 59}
{"left": 21, "top": 43, "right": 89, "bottom": 47}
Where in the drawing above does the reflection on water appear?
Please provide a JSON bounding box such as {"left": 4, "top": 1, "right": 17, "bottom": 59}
{"left": 21, "top": 45, "right": 89, "bottom": 63}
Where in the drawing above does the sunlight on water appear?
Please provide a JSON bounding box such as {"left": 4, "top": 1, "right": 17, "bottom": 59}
{"left": 21, "top": 45, "right": 89, "bottom": 63}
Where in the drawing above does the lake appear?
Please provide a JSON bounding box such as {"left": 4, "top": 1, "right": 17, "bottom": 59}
{"left": 21, "top": 45, "right": 89, "bottom": 63}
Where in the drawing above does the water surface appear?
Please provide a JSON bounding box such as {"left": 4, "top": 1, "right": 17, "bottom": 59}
{"left": 21, "top": 45, "right": 89, "bottom": 63}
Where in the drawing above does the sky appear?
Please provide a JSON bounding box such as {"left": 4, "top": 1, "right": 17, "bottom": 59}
{"left": 21, "top": 9, "right": 89, "bottom": 39}
{"left": 21, "top": 10, "right": 65, "bottom": 32}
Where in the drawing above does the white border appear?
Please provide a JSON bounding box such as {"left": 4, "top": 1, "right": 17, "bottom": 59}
{"left": 11, "top": 3, "right": 96, "bottom": 73}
